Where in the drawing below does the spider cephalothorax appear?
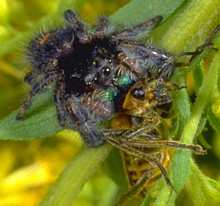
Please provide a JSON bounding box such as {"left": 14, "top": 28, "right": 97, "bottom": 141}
{"left": 17, "top": 9, "right": 176, "bottom": 146}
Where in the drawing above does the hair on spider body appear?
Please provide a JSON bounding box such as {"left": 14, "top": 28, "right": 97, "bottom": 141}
{"left": 17, "top": 9, "right": 177, "bottom": 147}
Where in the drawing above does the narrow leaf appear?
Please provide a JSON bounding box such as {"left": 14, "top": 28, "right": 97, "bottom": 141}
{"left": 189, "top": 160, "right": 220, "bottom": 205}
{"left": 39, "top": 144, "right": 112, "bottom": 206}
{"left": 0, "top": 88, "right": 62, "bottom": 140}
{"left": 110, "top": 0, "right": 186, "bottom": 27}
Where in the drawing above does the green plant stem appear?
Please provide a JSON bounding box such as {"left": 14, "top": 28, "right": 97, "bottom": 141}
{"left": 161, "top": 0, "right": 220, "bottom": 52}
{"left": 170, "top": 49, "right": 220, "bottom": 196}
{"left": 181, "top": 50, "right": 220, "bottom": 144}
{"left": 190, "top": 159, "right": 220, "bottom": 205}
{"left": 39, "top": 144, "right": 112, "bottom": 206}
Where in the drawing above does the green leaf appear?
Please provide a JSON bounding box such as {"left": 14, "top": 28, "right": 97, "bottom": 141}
{"left": 208, "top": 104, "right": 220, "bottom": 136}
{"left": 152, "top": 185, "right": 172, "bottom": 206}
{"left": 189, "top": 160, "right": 220, "bottom": 206}
{"left": 160, "top": 0, "right": 220, "bottom": 53}
{"left": 207, "top": 36, "right": 220, "bottom": 136}
{"left": 103, "top": 147, "right": 129, "bottom": 193}
{"left": 172, "top": 150, "right": 191, "bottom": 191}
{"left": 170, "top": 47, "right": 220, "bottom": 199}
{"left": 0, "top": 87, "right": 62, "bottom": 140}
{"left": 110, "top": 0, "right": 186, "bottom": 27}
{"left": 192, "top": 64, "right": 204, "bottom": 94}
{"left": 173, "top": 76, "right": 191, "bottom": 135}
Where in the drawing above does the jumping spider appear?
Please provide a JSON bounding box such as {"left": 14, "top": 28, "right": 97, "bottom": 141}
{"left": 17, "top": 9, "right": 219, "bottom": 148}
{"left": 17, "top": 9, "right": 177, "bottom": 146}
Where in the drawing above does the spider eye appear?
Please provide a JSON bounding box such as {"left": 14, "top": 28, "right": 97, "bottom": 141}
{"left": 102, "top": 66, "right": 111, "bottom": 77}
{"left": 92, "top": 61, "right": 97, "bottom": 66}
{"left": 131, "top": 86, "right": 145, "bottom": 100}
{"left": 94, "top": 77, "right": 98, "bottom": 83}
{"left": 93, "top": 73, "right": 100, "bottom": 84}
{"left": 86, "top": 81, "right": 92, "bottom": 86}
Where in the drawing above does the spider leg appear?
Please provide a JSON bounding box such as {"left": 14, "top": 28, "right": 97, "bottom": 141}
{"left": 117, "top": 43, "right": 175, "bottom": 80}
{"left": 25, "top": 69, "right": 56, "bottom": 86}
{"left": 112, "top": 16, "right": 162, "bottom": 41}
{"left": 80, "top": 89, "right": 114, "bottom": 118}
{"left": 64, "top": 9, "right": 92, "bottom": 43}
{"left": 54, "top": 79, "right": 112, "bottom": 146}
{"left": 116, "top": 52, "right": 144, "bottom": 80}
{"left": 54, "top": 81, "right": 79, "bottom": 129}
{"left": 25, "top": 71, "right": 43, "bottom": 85}
{"left": 94, "top": 16, "right": 111, "bottom": 38}
{"left": 58, "top": 92, "right": 106, "bottom": 147}
{"left": 16, "top": 72, "right": 57, "bottom": 119}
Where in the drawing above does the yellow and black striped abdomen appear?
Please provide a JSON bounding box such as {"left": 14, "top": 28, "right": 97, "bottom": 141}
{"left": 122, "top": 148, "right": 171, "bottom": 195}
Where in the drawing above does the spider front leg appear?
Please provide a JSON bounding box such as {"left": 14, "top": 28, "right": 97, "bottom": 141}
{"left": 117, "top": 43, "right": 175, "bottom": 80}
{"left": 64, "top": 9, "right": 92, "bottom": 43}
{"left": 54, "top": 81, "right": 79, "bottom": 130}
{"left": 16, "top": 71, "right": 57, "bottom": 120}
{"left": 117, "top": 52, "right": 143, "bottom": 80}
{"left": 112, "top": 15, "right": 162, "bottom": 41}
{"left": 24, "top": 68, "right": 55, "bottom": 86}
{"left": 57, "top": 92, "right": 108, "bottom": 147}
{"left": 94, "top": 16, "right": 111, "bottom": 38}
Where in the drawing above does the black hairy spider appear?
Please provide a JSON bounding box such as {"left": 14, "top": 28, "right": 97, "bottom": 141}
{"left": 17, "top": 9, "right": 220, "bottom": 147}
{"left": 17, "top": 9, "right": 179, "bottom": 147}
